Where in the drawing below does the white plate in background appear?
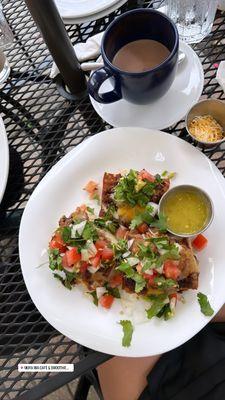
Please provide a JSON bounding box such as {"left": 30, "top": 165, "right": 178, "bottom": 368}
{"left": 55, "top": 0, "right": 123, "bottom": 19}
{"left": 0, "top": 116, "right": 9, "bottom": 204}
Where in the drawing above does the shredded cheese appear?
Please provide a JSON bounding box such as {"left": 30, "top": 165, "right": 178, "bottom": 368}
{"left": 189, "top": 115, "right": 224, "bottom": 142}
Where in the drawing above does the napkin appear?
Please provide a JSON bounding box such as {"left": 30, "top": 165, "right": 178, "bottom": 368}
{"left": 50, "top": 31, "right": 104, "bottom": 78}
{"left": 216, "top": 61, "right": 225, "bottom": 93}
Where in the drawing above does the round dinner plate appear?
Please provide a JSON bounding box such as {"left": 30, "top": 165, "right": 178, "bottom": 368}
{"left": 19, "top": 127, "right": 225, "bottom": 357}
{"left": 55, "top": 0, "right": 121, "bottom": 19}
{"left": 90, "top": 41, "right": 204, "bottom": 130}
{"left": 62, "top": 0, "right": 128, "bottom": 25}
{"left": 0, "top": 116, "right": 9, "bottom": 204}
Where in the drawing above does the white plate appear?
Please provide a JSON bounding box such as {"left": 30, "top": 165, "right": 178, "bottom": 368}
{"left": 0, "top": 117, "right": 9, "bottom": 204}
{"left": 55, "top": 0, "right": 121, "bottom": 19}
{"left": 62, "top": 0, "right": 128, "bottom": 24}
{"left": 90, "top": 41, "right": 204, "bottom": 130}
{"left": 19, "top": 127, "right": 225, "bottom": 357}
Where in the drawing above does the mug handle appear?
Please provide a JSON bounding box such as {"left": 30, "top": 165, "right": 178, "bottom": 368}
{"left": 88, "top": 67, "right": 122, "bottom": 104}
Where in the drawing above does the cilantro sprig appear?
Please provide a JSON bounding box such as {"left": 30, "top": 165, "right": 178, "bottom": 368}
{"left": 114, "top": 170, "right": 157, "bottom": 207}
{"left": 197, "top": 293, "right": 214, "bottom": 316}
{"left": 146, "top": 294, "right": 168, "bottom": 319}
{"left": 116, "top": 261, "right": 146, "bottom": 293}
{"left": 130, "top": 204, "right": 154, "bottom": 229}
{"left": 48, "top": 249, "right": 62, "bottom": 271}
{"left": 119, "top": 320, "right": 134, "bottom": 347}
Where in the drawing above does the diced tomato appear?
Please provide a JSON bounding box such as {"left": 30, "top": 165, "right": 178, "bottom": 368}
{"left": 163, "top": 260, "right": 180, "bottom": 280}
{"left": 62, "top": 253, "right": 68, "bottom": 268}
{"left": 49, "top": 239, "right": 66, "bottom": 253}
{"left": 65, "top": 247, "right": 81, "bottom": 267}
{"left": 84, "top": 180, "right": 98, "bottom": 193}
{"left": 143, "top": 270, "right": 158, "bottom": 287}
{"left": 138, "top": 169, "right": 155, "bottom": 183}
{"left": 84, "top": 181, "right": 98, "bottom": 199}
{"left": 116, "top": 226, "right": 128, "bottom": 239}
{"left": 109, "top": 273, "right": 123, "bottom": 288}
{"left": 90, "top": 252, "right": 101, "bottom": 268}
{"left": 49, "top": 232, "right": 67, "bottom": 253}
{"left": 192, "top": 234, "right": 208, "bottom": 251}
{"left": 137, "top": 222, "right": 149, "bottom": 234}
{"left": 101, "top": 247, "right": 114, "bottom": 261}
{"left": 95, "top": 240, "right": 107, "bottom": 252}
{"left": 54, "top": 232, "right": 64, "bottom": 245}
{"left": 80, "top": 261, "right": 89, "bottom": 274}
{"left": 99, "top": 294, "right": 114, "bottom": 309}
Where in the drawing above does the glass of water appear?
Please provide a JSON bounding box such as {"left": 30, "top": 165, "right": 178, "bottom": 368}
{"left": 167, "top": 0, "right": 218, "bottom": 43}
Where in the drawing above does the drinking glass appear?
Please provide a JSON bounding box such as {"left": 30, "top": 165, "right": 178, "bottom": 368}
{"left": 167, "top": 0, "right": 218, "bottom": 43}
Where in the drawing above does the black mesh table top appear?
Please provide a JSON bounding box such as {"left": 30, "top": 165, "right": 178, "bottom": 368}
{"left": 0, "top": 0, "right": 225, "bottom": 399}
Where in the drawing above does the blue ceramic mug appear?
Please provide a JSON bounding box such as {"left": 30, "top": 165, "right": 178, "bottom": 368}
{"left": 88, "top": 9, "right": 179, "bottom": 105}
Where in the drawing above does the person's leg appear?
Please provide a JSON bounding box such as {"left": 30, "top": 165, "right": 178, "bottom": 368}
{"left": 213, "top": 303, "right": 225, "bottom": 322}
{"left": 98, "top": 304, "right": 225, "bottom": 400}
{"left": 97, "top": 354, "right": 160, "bottom": 400}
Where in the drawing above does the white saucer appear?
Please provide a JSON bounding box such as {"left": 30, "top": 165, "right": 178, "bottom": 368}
{"left": 90, "top": 41, "right": 204, "bottom": 130}
{"left": 60, "top": 0, "right": 128, "bottom": 24}
{"left": 0, "top": 116, "right": 9, "bottom": 204}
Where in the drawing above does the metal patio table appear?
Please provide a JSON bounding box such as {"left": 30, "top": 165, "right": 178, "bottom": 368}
{"left": 0, "top": 0, "right": 225, "bottom": 399}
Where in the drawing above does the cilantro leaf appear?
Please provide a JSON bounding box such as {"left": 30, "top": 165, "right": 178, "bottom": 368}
{"left": 138, "top": 243, "right": 154, "bottom": 260}
{"left": 113, "top": 240, "right": 128, "bottom": 260}
{"left": 156, "top": 303, "right": 174, "bottom": 320}
{"left": 53, "top": 271, "right": 76, "bottom": 290}
{"left": 150, "top": 237, "right": 170, "bottom": 250}
{"left": 64, "top": 271, "right": 77, "bottom": 290}
{"left": 116, "top": 262, "right": 134, "bottom": 278}
{"left": 154, "top": 276, "right": 178, "bottom": 289}
{"left": 197, "top": 292, "right": 214, "bottom": 316}
{"left": 94, "top": 218, "right": 106, "bottom": 229}
{"left": 87, "top": 206, "right": 94, "bottom": 214}
{"left": 146, "top": 297, "right": 167, "bottom": 319}
{"left": 142, "top": 256, "right": 157, "bottom": 272}
{"left": 133, "top": 273, "right": 146, "bottom": 293}
{"left": 130, "top": 205, "right": 154, "bottom": 229}
{"left": 48, "top": 249, "right": 62, "bottom": 271}
{"left": 119, "top": 320, "right": 134, "bottom": 347}
{"left": 61, "top": 226, "right": 71, "bottom": 243}
{"left": 114, "top": 169, "right": 157, "bottom": 207}
{"left": 89, "top": 290, "right": 98, "bottom": 306}
{"left": 107, "top": 286, "right": 121, "bottom": 298}
{"left": 82, "top": 222, "right": 98, "bottom": 241}
{"left": 150, "top": 213, "right": 168, "bottom": 232}
{"left": 130, "top": 214, "right": 144, "bottom": 230}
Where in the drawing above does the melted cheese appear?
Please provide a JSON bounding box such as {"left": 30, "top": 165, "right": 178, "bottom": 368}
{"left": 117, "top": 205, "right": 145, "bottom": 223}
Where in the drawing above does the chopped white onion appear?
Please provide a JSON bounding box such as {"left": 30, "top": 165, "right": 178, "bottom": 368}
{"left": 126, "top": 257, "right": 139, "bottom": 266}
{"left": 81, "top": 248, "right": 89, "bottom": 261}
{"left": 96, "top": 287, "right": 107, "bottom": 299}
{"left": 71, "top": 220, "right": 86, "bottom": 237}
{"left": 86, "top": 240, "right": 97, "bottom": 256}
{"left": 158, "top": 248, "right": 167, "bottom": 255}
{"left": 128, "top": 239, "right": 134, "bottom": 249}
{"left": 175, "top": 243, "right": 183, "bottom": 253}
{"left": 156, "top": 265, "right": 164, "bottom": 274}
{"left": 143, "top": 268, "right": 153, "bottom": 275}
{"left": 170, "top": 297, "right": 177, "bottom": 311}
{"left": 87, "top": 266, "right": 99, "bottom": 274}
{"left": 122, "top": 251, "right": 131, "bottom": 258}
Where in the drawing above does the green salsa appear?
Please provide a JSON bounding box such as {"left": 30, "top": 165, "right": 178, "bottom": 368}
{"left": 161, "top": 188, "right": 210, "bottom": 235}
